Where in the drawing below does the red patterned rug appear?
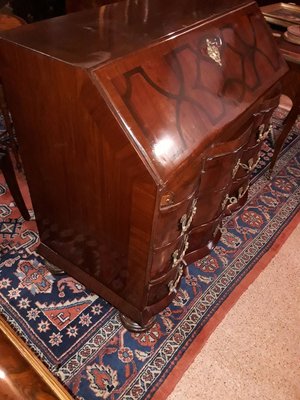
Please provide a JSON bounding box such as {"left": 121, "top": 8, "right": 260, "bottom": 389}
{"left": 0, "top": 115, "right": 300, "bottom": 399}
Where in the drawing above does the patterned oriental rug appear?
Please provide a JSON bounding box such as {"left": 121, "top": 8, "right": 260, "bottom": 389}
{"left": 0, "top": 114, "right": 300, "bottom": 400}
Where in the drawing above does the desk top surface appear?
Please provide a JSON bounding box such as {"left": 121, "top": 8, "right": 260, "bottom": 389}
{"left": 0, "top": 0, "right": 251, "bottom": 68}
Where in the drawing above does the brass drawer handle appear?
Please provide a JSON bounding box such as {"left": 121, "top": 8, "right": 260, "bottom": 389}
{"left": 168, "top": 265, "right": 184, "bottom": 294}
{"left": 222, "top": 184, "right": 250, "bottom": 209}
{"left": 223, "top": 193, "right": 238, "bottom": 206}
{"left": 237, "top": 156, "right": 260, "bottom": 173}
{"left": 213, "top": 224, "right": 226, "bottom": 238}
{"left": 222, "top": 194, "right": 230, "bottom": 210}
{"left": 213, "top": 224, "right": 219, "bottom": 238}
{"left": 169, "top": 234, "right": 190, "bottom": 294}
{"left": 222, "top": 191, "right": 243, "bottom": 209}
{"left": 180, "top": 198, "right": 197, "bottom": 233}
{"left": 171, "top": 234, "right": 189, "bottom": 269}
{"left": 232, "top": 158, "right": 241, "bottom": 179}
{"left": 238, "top": 184, "right": 249, "bottom": 199}
{"left": 257, "top": 124, "right": 272, "bottom": 143}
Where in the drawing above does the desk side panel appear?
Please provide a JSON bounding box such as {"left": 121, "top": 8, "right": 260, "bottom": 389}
{"left": 0, "top": 40, "right": 156, "bottom": 318}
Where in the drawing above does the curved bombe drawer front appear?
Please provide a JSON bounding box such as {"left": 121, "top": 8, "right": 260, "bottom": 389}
{"left": 152, "top": 124, "right": 251, "bottom": 250}
{"left": 199, "top": 122, "right": 253, "bottom": 191}
{"left": 185, "top": 215, "right": 222, "bottom": 263}
{"left": 151, "top": 233, "right": 189, "bottom": 279}
{"left": 233, "top": 141, "right": 262, "bottom": 180}
{"left": 158, "top": 161, "right": 201, "bottom": 209}
{"left": 153, "top": 192, "right": 197, "bottom": 248}
{"left": 225, "top": 145, "right": 259, "bottom": 213}
{"left": 200, "top": 152, "right": 243, "bottom": 192}
{"left": 147, "top": 233, "right": 191, "bottom": 311}
{"left": 152, "top": 155, "right": 203, "bottom": 248}
{"left": 146, "top": 264, "right": 183, "bottom": 307}
{"left": 151, "top": 122, "right": 254, "bottom": 272}
{"left": 226, "top": 94, "right": 280, "bottom": 213}
{"left": 258, "top": 93, "right": 281, "bottom": 123}
{"left": 225, "top": 176, "right": 250, "bottom": 214}
{"left": 187, "top": 122, "right": 253, "bottom": 248}
{"left": 228, "top": 93, "right": 280, "bottom": 213}
{"left": 249, "top": 93, "right": 281, "bottom": 147}
{"left": 194, "top": 187, "right": 228, "bottom": 224}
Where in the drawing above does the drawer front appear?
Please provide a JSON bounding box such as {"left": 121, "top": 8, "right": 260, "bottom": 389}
{"left": 254, "top": 93, "right": 281, "bottom": 128}
{"left": 233, "top": 142, "right": 261, "bottom": 180}
{"left": 200, "top": 122, "right": 253, "bottom": 188}
{"left": 158, "top": 158, "right": 202, "bottom": 208}
{"left": 148, "top": 96, "right": 279, "bottom": 302}
{"left": 225, "top": 176, "right": 250, "bottom": 214}
{"left": 147, "top": 266, "right": 181, "bottom": 306}
{"left": 193, "top": 187, "right": 228, "bottom": 225}
{"left": 187, "top": 215, "right": 222, "bottom": 256}
{"left": 153, "top": 194, "right": 197, "bottom": 248}
{"left": 191, "top": 121, "right": 252, "bottom": 229}
{"left": 248, "top": 93, "right": 281, "bottom": 147}
{"left": 200, "top": 152, "right": 240, "bottom": 192}
{"left": 151, "top": 234, "right": 189, "bottom": 279}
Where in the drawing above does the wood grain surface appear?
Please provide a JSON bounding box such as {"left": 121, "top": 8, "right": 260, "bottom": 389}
{"left": 0, "top": 316, "right": 73, "bottom": 400}
{"left": 0, "top": 0, "right": 288, "bottom": 330}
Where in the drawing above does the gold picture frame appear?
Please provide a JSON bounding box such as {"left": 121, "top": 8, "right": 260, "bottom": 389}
{"left": 0, "top": 316, "right": 74, "bottom": 400}
{"left": 261, "top": 2, "right": 300, "bottom": 27}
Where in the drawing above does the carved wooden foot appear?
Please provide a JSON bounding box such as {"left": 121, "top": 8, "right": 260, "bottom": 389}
{"left": 44, "top": 260, "right": 65, "bottom": 275}
{"left": 119, "top": 313, "right": 155, "bottom": 332}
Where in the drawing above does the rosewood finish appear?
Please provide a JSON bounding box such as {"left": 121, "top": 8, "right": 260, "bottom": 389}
{"left": 0, "top": 317, "right": 70, "bottom": 400}
{"left": 0, "top": 0, "right": 288, "bottom": 330}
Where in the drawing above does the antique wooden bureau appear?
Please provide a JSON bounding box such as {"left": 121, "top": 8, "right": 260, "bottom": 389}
{"left": 0, "top": 0, "right": 288, "bottom": 331}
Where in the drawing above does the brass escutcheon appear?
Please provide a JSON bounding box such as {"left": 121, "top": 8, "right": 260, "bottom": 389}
{"left": 206, "top": 37, "right": 222, "bottom": 66}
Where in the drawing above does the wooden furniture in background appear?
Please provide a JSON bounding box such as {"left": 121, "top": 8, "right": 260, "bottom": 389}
{"left": 261, "top": 2, "right": 300, "bottom": 27}
{"left": 0, "top": 316, "right": 73, "bottom": 400}
{"left": 0, "top": 0, "right": 288, "bottom": 331}
{"left": 0, "top": 12, "right": 30, "bottom": 220}
{"left": 269, "top": 35, "right": 300, "bottom": 175}
{"left": 261, "top": 3, "right": 300, "bottom": 175}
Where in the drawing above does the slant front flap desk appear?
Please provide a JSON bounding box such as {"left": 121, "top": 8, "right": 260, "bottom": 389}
{"left": 0, "top": 0, "right": 288, "bottom": 330}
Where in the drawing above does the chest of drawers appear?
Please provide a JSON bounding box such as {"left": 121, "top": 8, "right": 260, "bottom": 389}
{"left": 0, "top": 0, "right": 288, "bottom": 330}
